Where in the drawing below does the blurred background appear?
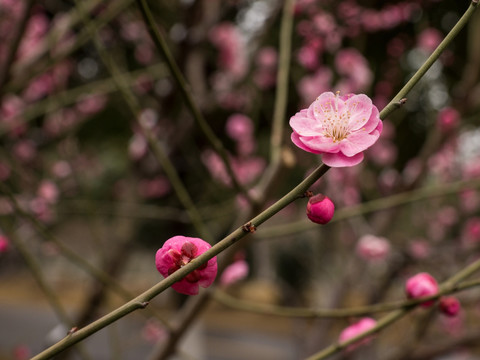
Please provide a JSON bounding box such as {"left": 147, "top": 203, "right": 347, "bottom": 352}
{"left": 1, "top": 0, "right": 480, "bottom": 359}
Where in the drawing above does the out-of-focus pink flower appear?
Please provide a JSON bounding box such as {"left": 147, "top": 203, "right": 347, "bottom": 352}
{"left": 220, "top": 259, "right": 249, "bottom": 286}
{"left": 436, "top": 206, "right": 458, "bottom": 227}
{"left": 142, "top": 319, "right": 167, "bottom": 344}
{"left": 405, "top": 272, "right": 439, "bottom": 307}
{"left": 225, "top": 114, "right": 254, "bottom": 142}
{"left": 37, "top": 180, "right": 59, "bottom": 204}
{"left": 209, "top": 22, "right": 247, "bottom": 80}
{"left": 51, "top": 161, "right": 72, "bottom": 178}
{"left": 0, "top": 162, "right": 11, "bottom": 181}
{"left": 128, "top": 133, "right": 148, "bottom": 161}
{"left": 461, "top": 217, "right": 480, "bottom": 245}
{"left": 408, "top": 239, "right": 431, "bottom": 260}
{"left": 13, "top": 344, "right": 30, "bottom": 360}
{"left": 297, "top": 67, "right": 333, "bottom": 105}
{"left": 29, "top": 197, "right": 54, "bottom": 223}
{"left": 0, "top": 235, "right": 10, "bottom": 253}
{"left": 335, "top": 49, "right": 372, "bottom": 92}
{"left": 418, "top": 28, "right": 443, "bottom": 53}
{"left": 256, "top": 47, "right": 277, "bottom": 69}
{"left": 306, "top": 194, "right": 335, "bottom": 224}
{"left": 13, "top": 140, "right": 37, "bottom": 163}
{"left": 437, "top": 107, "right": 460, "bottom": 133}
{"left": 439, "top": 296, "right": 461, "bottom": 317}
{"left": 290, "top": 92, "right": 382, "bottom": 167}
{"left": 297, "top": 45, "right": 319, "bottom": 70}
{"left": 460, "top": 189, "right": 480, "bottom": 213}
{"left": 338, "top": 317, "right": 377, "bottom": 351}
{"left": 155, "top": 236, "right": 217, "bottom": 295}
{"left": 356, "top": 235, "right": 390, "bottom": 261}
{"left": 76, "top": 94, "right": 107, "bottom": 115}
{"left": 138, "top": 176, "right": 171, "bottom": 199}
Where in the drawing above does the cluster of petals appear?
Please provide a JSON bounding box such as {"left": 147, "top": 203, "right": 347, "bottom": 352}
{"left": 405, "top": 272, "right": 439, "bottom": 307}
{"left": 290, "top": 92, "right": 382, "bottom": 167}
{"left": 338, "top": 317, "right": 377, "bottom": 351}
{"left": 155, "top": 236, "right": 217, "bottom": 295}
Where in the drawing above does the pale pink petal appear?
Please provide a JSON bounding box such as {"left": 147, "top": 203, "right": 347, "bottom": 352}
{"left": 291, "top": 132, "right": 323, "bottom": 154}
{"left": 362, "top": 106, "right": 381, "bottom": 133}
{"left": 290, "top": 110, "right": 323, "bottom": 136}
{"left": 345, "top": 94, "right": 373, "bottom": 130}
{"left": 310, "top": 92, "right": 346, "bottom": 122}
{"left": 299, "top": 135, "right": 341, "bottom": 153}
{"left": 340, "top": 131, "right": 380, "bottom": 157}
{"left": 322, "top": 152, "right": 364, "bottom": 167}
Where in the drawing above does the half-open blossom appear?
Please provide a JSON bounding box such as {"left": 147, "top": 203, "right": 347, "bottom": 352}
{"left": 290, "top": 91, "right": 382, "bottom": 167}
{"left": 405, "top": 272, "right": 439, "bottom": 307}
{"left": 306, "top": 194, "right": 335, "bottom": 224}
{"left": 439, "top": 296, "right": 461, "bottom": 317}
{"left": 155, "top": 236, "right": 217, "bottom": 295}
{"left": 338, "top": 317, "right": 377, "bottom": 351}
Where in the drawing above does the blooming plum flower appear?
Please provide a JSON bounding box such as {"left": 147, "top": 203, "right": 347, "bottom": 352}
{"left": 290, "top": 91, "right": 382, "bottom": 167}
{"left": 155, "top": 236, "right": 217, "bottom": 295}
{"left": 439, "top": 296, "right": 461, "bottom": 317}
{"left": 356, "top": 235, "right": 391, "bottom": 261}
{"left": 338, "top": 317, "right": 377, "bottom": 351}
{"left": 306, "top": 194, "right": 335, "bottom": 224}
{"left": 405, "top": 272, "right": 439, "bottom": 307}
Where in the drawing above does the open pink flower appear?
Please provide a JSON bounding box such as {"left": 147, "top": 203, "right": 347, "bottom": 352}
{"left": 290, "top": 91, "right": 382, "bottom": 167}
{"left": 155, "top": 236, "right": 217, "bottom": 295}
{"left": 338, "top": 317, "right": 377, "bottom": 351}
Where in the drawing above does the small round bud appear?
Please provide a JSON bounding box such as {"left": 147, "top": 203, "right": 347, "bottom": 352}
{"left": 405, "top": 272, "right": 439, "bottom": 307}
{"left": 439, "top": 296, "right": 461, "bottom": 317}
{"left": 306, "top": 194, "right": 335, "bottom": 224}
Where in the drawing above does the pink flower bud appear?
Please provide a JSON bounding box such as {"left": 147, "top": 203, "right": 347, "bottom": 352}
{"left": 405, "top": 272, "right": 439, "bottom": 307}
{"left": 439, "top": 296, "right": 461, "bottom": 317}
{"left": 338, "top": 317, "right": 377, "bottom": 351}
{"left": 155, "top": 236, "right": 217, "bottom": 295}
{"left": 306, "top": 194, "right": 335, "bottom": 224}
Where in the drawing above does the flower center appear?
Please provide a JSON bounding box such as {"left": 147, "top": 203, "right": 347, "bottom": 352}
{"left": 167, "top": 241, "right": 208, "bottom": 282}
{"left": 316, "top": 92, "right": 356, "bottom": 143}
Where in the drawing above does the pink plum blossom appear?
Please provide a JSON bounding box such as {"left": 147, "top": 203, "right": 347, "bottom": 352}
{"left": 405, "top": 272, "right": 439, "bottom": 307}
{"left": 220, "top": 259, "right": 249, "bottom": 286}
{"left": 338, "top": 317, "right": 377, "bottom": 351}
{"left": 418, "top": 28, "right": 443, "bottom": 53}
{"left": 290, "top": 92, "right": 382, "bottom": 167}
{"left": 142, "top": 319, "right": 167, "bottom": 344}
{"left": 439, "top": 296, "right": 461, "bottom": 317}
{"left": 37, "top": 180, "right": 59, "bottom": 204}
{"left": 306, "top": 194, "right": 335, "bottom": 224}
{"left": 138, "top": 176, "right": 171, "bottom": 199}
{"left": 356, "top": 235, "right": 391, "bottom": 261}
{"left": 155, "top": 236, "right": 217, "bottom": 295}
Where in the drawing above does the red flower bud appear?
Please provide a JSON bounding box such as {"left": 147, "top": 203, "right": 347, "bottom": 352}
{"left": 306, "top": 194, "right": 335, "bottom": 224}
{"left": 439, "top": 296, "right": 461, "bottom": 317}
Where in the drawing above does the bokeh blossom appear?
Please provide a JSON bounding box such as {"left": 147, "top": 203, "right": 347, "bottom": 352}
{"left": 155, "top": 236, "right": 217, "bottom": 295}
{"left": 290, "top": 92, "right": 382, "bottom": 167}
{"left": 220, "top": 259, "right": 249, "bottom": 286}
{"left": 356, "top": 235, "right": 391, "bottom": 261}
{"left": 405, "top": 272, "right": 439, "bottom": 307}
{"left": 338, "top": 317, "right": 377, "bottom": 351}
{"left": 439, "top": 296, "right": 461, "bottom": 317}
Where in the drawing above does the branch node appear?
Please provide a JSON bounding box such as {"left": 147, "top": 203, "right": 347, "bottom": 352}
{"left": 242, "top": 222, "right": 257, "bottom": 233}
{"left": 139, "top": 301, "right": 149, "bottom": 308}
{"left": 397, "top": 98, "right": 407, "bottom": 106}
{"left": 67, "top": 327, "right": 78, "bottom": 336}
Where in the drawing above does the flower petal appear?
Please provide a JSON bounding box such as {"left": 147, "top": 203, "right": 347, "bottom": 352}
{"left": 322, "top": 152, "right": 364, "bottom": 167}
{"left": 345, "top": 94, "right": 373, "bottom": 131}
{"left": 290, "top": 109, "right": 323, "bottom": 136}
{"left": 340, "top": 131, "right": 380, "bottom": 156}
